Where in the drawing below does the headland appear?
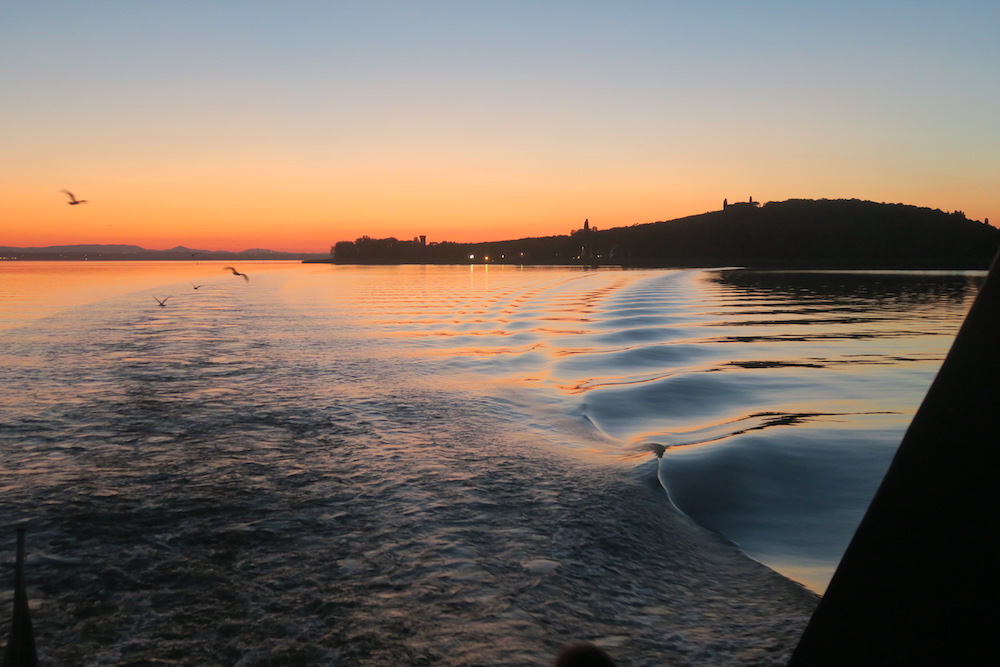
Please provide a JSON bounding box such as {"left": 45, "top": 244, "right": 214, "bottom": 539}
{"left": 323, "top": 198, "right": 998, "bottom": 270}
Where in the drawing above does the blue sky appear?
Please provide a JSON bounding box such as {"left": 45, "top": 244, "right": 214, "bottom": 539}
{"left": 3, "top": 1, "right": 997, "bottom": 250}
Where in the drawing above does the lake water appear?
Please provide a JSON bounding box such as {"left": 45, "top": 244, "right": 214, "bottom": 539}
{"left": 0, "top": 261, "right": 982, "bottom": 665}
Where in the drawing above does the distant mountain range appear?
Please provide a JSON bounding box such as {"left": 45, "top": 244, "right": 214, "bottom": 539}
{"left": 0, "top": 244, "right": 328, "bottom": 261}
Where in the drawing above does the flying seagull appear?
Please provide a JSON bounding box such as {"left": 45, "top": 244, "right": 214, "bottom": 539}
{"left": 153, "top": 296, "right": 171, "bottom": 307}
{"left": 191, "top": 283, "right": 204, "bottom": 290}
{"left": 224, "top": 266, "right": 249, "bottom": 282}
{"left": 61, "top": 190, "right": 88, "bottom": 205}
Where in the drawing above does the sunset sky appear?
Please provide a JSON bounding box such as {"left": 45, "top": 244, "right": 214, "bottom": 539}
{"left": 3, "top": 1, "right": 998, "bottom": 252}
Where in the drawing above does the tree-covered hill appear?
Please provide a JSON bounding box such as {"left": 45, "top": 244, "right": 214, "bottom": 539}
{"left": 329, "top": 199, "right": 999, "bottom": 269}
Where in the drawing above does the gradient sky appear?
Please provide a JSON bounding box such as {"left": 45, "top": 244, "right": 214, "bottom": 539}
{"left": 2, "top": 1, "right": 998, "bottom": 252}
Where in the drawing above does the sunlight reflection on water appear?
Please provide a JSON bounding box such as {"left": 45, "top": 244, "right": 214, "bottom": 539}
{"left": 0, "top": 261, "right": 983, "bottom": 663}
{"left": 300, "top": 264, "right": 981, "bottom": 593}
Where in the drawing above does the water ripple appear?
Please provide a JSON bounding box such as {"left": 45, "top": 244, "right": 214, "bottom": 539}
{"left": 0, "top": 263, "right": 982, "bottom": 663}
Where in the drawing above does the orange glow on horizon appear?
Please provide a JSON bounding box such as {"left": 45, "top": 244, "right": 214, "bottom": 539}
{"left": 5, "top": 174, "right": 995, "bottom": 254}
{"left": 2, "top": 169, "right": 730, "bottom": 252}
{"left": 2, "top": 4, "right": 996, "bottom": 254}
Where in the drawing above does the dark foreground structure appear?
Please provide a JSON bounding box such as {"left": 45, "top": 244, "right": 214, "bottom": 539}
{"left": 789, "top": 250, "right": 1000, "bottom": 664}
{"left": 2, "top": 528, "right": 38, "bottom": 667}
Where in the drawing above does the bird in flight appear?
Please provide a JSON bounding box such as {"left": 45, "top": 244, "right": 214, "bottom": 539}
{"left": 191, "top": 283, "right": 204, "bottom": 290}
{"left": 61, "top": 190, "right": 88, "bottom": 205}
{"left": 224, "top": 266, "right": 249, "bottom": 282}
{"left": 153, "top": 296, "right": 171, "bottom": 307}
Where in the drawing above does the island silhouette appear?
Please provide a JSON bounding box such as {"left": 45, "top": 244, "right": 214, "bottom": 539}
{"left": 326, "top": 198, "right": 999, "bottom": 269}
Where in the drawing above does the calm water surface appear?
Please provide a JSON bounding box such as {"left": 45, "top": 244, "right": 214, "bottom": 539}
{"left": 0, "top": 261, "right": 981, "bottom": 665}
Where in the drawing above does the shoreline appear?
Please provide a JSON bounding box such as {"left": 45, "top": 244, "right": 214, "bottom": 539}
{"left": 311, "top": 258, "right": 996, "bottom": 270}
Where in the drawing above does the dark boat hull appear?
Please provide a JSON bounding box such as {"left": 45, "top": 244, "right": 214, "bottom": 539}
{"left": 789, "top": 251, "right": 1000, "bottom": 664}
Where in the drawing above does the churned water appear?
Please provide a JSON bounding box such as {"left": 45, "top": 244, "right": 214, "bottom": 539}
{"left": 0, "top": 261, "right": 982, "bottom": 665}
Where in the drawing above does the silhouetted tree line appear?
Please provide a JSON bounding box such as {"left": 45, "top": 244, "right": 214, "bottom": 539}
{"left": 329, "top": 199, "right": 999, "bottom": 269}
{"left": 333, "top": 236, "right": 475, "bottom": 264}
